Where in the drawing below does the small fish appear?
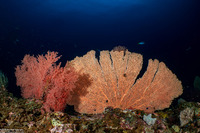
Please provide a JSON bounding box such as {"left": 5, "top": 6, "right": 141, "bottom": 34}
{"left": 138, "top": 41, "right": 145, "bottom": 45}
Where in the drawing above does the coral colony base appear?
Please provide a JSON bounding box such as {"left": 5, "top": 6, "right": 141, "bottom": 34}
{"left": 0, "top": 48, "right": 200, "bottom": 132}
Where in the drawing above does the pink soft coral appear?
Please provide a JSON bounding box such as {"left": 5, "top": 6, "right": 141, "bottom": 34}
{"left": 15, "top": 51, "right": 78, "bottom": 112}
{"left": 42, "top": 63, "right": 78, "bottom": 112}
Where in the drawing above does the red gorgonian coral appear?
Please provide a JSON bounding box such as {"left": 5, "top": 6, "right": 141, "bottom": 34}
{"left": 15, "top": 51, "right": 78, "bottom": 112}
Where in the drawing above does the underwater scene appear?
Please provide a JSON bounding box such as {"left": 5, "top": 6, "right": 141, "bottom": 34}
{"left": 0, "top": 0, "right": 200, "bottom": 132}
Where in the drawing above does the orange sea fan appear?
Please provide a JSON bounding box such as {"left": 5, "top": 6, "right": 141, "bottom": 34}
{"left": 69, "top": 49, "right": 183, "bottom": 114}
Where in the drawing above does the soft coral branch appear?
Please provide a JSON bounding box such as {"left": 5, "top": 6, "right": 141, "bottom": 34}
{"left": 43, "top": 63, "right": 78, "bottom": 112}
{"left": 15, "top": 51, "right": 78, "bottom": 112}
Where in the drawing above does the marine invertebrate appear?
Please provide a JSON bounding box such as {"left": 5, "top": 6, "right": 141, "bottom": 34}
{"left": 15, "top": 51, "right": 78, "bottom": 112}
{"left": 69, "top": 49, "right": 183, "bottom": 114}
{"left": 180, "top": 107, "right": 194, "bottom": 127}
{"left": 15, "top": 51, "right": 61, "bottom": 99}
{"left": 112, "top": 45, "right": 127, "bottom": 52}
{"left": 143, "top": 114, "right": 156, "bottom": 126}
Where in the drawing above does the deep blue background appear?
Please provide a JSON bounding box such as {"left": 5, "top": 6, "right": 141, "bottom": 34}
{"left": 0, "top": 0, "right": 200, "bottom": 101}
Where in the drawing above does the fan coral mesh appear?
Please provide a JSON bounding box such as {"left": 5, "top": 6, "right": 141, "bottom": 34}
{"left": 69, "top": 50, "right": 183, "bottom": 114}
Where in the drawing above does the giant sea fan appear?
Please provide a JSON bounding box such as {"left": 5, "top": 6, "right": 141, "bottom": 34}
{"left": 69, "top": 49, "right": 183, "bottom": 114}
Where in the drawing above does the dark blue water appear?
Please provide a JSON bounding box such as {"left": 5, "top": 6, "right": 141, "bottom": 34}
{"left": 0, "top": 0, "right": 200, "bottom": 101}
